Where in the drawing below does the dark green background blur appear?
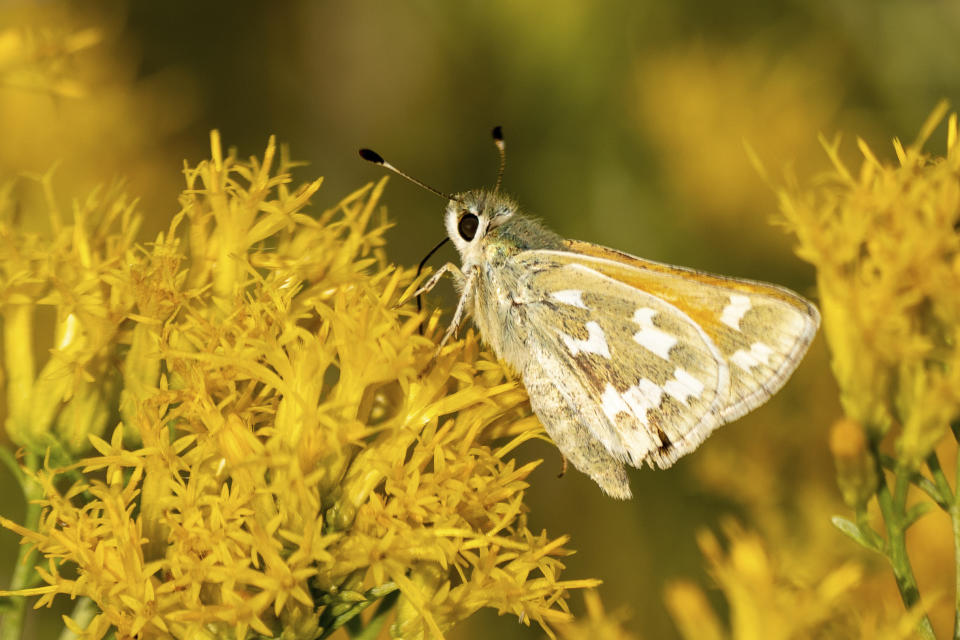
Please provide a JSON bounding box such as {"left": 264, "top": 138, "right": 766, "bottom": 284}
{"left": 2, "top": 1, "right": 959, "bottom": 638}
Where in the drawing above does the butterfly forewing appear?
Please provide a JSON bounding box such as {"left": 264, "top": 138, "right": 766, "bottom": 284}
{"left": 510, "top": 242, "right": 819, "bottom": 469}
{"left": 562, "top": 240, "right": 820, "bottom": 423}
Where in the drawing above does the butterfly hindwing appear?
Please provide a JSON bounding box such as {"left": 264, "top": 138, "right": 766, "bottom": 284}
{"left": 511, "top": 256, "right": 730, "bottom": 468}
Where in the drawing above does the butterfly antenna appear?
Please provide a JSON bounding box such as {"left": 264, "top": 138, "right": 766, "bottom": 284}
{"left": 358, "top": 148, "right": 460, "bottom": 202}
{"left": 492, "top": 126, "right": 506, "bottom": 192}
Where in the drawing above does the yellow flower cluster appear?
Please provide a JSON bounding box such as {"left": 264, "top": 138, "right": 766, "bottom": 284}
{"left": 665, "top": 522, "right": 920, "bottom": 640}
{"left": 780, "top": 103, "right": 960, "bottom": 464}
{"left": 0, "top": 21, "right": 101, "bottom": 98}
{"left": 664, "top": 106, "right": 960, "bottom": 640}
{"left": 553, "top": 590, "right": 638, "bottom": 640}
{"left": 775, "top": 104, "right": 960, "bottom": 638}
{"left": 0, "top": 133, "right": 597, "bottom": 639}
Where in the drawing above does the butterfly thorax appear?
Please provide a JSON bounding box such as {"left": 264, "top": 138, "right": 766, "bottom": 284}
{"left": 443, "top": 190, "right": 566, "bottom": 366}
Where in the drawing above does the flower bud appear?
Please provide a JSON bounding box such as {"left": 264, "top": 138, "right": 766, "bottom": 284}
{"left": 829, "top": 418, "right": 877, "bottom": 509}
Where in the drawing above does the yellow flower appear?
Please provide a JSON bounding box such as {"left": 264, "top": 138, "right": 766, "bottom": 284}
{"left": 664, "top": 521, "right": 921, "bottom": 640}
{"left": 667, "top": 107, "right": 960, "bottom": 640}
{"left": 773, "top": 104, "right": 960, "bottom": 638}
{"left": 1, "top": 173, "right": 138, "bottom": 457}
{"left": 778, "top": 103, "right": 960, "bottom": 461}
{"left": 553, "top": 590, "right": 638, "bottom": 640}
{"left": 0, "top": 133, "right": 598, "bottom": 639}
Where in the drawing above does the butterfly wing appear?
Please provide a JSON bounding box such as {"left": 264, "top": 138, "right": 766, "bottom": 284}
{"left": 562, "top": 240, "right": 820, "bottom": 425}
{"left": 508, "top": 241, "right": 818, "bottom": 470}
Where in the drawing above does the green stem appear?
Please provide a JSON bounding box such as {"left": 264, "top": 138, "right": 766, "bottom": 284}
{"left": 2, "top": 304, "right": 36, "bottom": 445}
{"left": 883, "top": 454, "right": 949, "bottom": 508}
{"left": 56, "top": 598, "right": 96, "bottom": 640}
{"left": 927, "top": 450, "right": 960, "bottom": 640}
{"left": 350, "top": 590, "right": 399, "bottom": 640}
{"left": 870, "top": 440, "right": 935, "bottom": 639}
{"left": 926, "top": 454, "right": 954, "bottom": 507}
{"left": 0, "top": 450, "right": 25, "bottom": 495}
{"left": 0, "top": 453, "right": 42, "bottom": 640}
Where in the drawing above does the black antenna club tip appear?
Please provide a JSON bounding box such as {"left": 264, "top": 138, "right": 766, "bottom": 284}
{"left": 491, "top": 126, "right": 503, "bottom": 141}
{"left": 358, "top": 148, "right": 385, "bottom": 164}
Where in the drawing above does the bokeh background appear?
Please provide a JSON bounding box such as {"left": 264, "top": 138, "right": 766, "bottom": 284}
{"left": 1, "top": 1, "right": 959, "bottom": 638}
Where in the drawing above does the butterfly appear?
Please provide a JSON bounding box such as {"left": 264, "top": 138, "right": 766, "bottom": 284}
{"left": 359, "top": 127, "right": 820, "bottom": 499}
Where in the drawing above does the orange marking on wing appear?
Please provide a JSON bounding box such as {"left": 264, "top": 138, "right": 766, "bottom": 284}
{"left": 563, "top": 239, "right": 816, "bottom": 316}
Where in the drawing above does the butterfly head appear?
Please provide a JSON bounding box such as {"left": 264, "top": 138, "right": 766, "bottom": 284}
{"left": 444, "top": 189, "right": 517, "bottom": 259}
{"left": 358, "top": 131, "right": 558, "bottom": 266}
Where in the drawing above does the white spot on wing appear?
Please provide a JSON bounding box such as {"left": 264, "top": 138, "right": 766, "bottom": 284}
{"left": 600, "top": 382, "right": 656, "bottom": 456}
{"left": 721, "top": 294, "right": 752, "bottom": 331}
{"left": 622, "top": 379, "right": 663, "bottom": 427}
{"left": 663, "top": 368, "right": 705, "bottom": 407}
{"left": 731, "top": 342, "right": 775, "bottom": 371}
{"left": 560, "top": 321, "right": 611, "bottom": 358}
{"left": 601, "top": 384, "right": 631, "bottom": 423}
{"left": 775, "top": 309, "right": 807, "bottom": 349}
{"left": 632, "top": 308, "right": 677, "bottom": 360}
{"left": 551, "top": 289, "right": 588, "bottom": 309}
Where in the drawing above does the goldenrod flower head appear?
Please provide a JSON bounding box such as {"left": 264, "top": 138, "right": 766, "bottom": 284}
{"left": 664, "top": 521, "right": 922, "bottom": 640}
{"left": 1, "top": 173, "right": 139, "bottom": 458}
{"left": 0, "top": 133, "right": 597, "bottom": 639}
{"left": 553, "top": 590, "right": 638, "bottom": 640}
{"left": 0, "top": 21, "right": 101, "bottom": 99}
{"left": 778, "top": 103, "right": 960, "bottom": 466}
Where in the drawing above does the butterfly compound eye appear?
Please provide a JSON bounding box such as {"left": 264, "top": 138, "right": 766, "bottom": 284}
{"left": 458, "top": 213, "right": 479, "bottom": 241}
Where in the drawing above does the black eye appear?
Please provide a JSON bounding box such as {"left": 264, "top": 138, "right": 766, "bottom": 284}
{"left": 458, "top": 213, "right": 479, "bottom": 241}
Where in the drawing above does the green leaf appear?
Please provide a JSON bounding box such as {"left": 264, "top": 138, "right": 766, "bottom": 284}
{"left": 348, "top": 590, "right": 399, "bottom": 640}
{"left": 832, "top": 515, "right": 883, "bottom": 553}
{"left": 903, "top": 502, "right": 934, "bottom": 528}
{"left": 317, "top": 583, "right": 399, "bottom": 640}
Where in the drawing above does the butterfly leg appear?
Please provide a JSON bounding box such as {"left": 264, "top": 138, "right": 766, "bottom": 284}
{"left": 437, "top": 270, "right": 474, "bottom": 351}
{"left": 408, "top": 261, "right": 476, "bottom": 354}
{"left": 403, "top": 261, "right": 474, "bottom": 354}
{"left": 410, "top": 262, "right": 464, "bottom": 300}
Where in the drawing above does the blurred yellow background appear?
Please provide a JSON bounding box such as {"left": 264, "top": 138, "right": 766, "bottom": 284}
{"left": 2, "top": 1, "right": 959, "bottom": 638}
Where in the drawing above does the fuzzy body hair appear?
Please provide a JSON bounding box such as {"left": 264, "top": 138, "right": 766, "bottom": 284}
{"left": 444, "top": 190, "right": 564, "bottom": 364}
